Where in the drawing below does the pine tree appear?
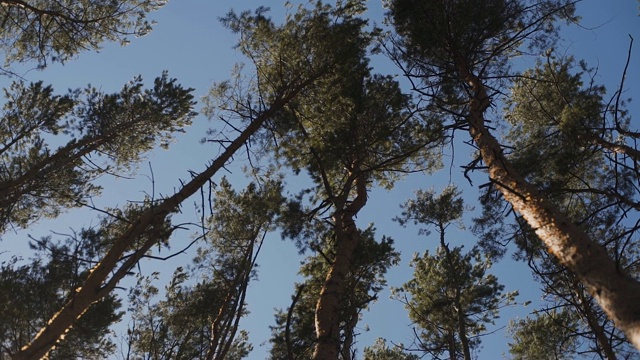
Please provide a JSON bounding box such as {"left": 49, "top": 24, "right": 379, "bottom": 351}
{"left": 507, "top": 310, "right": 578, "bottom": 360}
{"left": 388, "top": 0, "right": 640, "bottom": 349}
{"left": 395, "top": 186, "right": 515, "bottom": 359}
{"left": 362, "top": 338, "right": 419, "bottom": 360}
{"left": 474, "top": 57, "right": 638, "bottom": 358}
{"left": 261, "top": 3, "right": 443, "bottom": 357}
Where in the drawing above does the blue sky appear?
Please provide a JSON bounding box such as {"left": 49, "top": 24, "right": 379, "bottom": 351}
{"left": 2, "top": 1, "right": 639, "bottom": 359}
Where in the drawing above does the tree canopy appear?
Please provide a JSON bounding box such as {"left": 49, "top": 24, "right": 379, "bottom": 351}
{"left": 0, "top": 0, "right": 165, "bottom": 68}
{"left": 1, "top": 1, "right": 639, "bottom": 359}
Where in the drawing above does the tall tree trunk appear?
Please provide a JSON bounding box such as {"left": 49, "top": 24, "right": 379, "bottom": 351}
{"left": 439, "top": 225, "right": 471, "bottom": 360}
{"left": 454, "top": 58, "right": 640, "bottom": 350}
{"left": 455, "top": 289, "right": 472, "bottom": 360}
{"left": 313, "top": 170, "right": 367, "bottom": 360}
{"left": 340, "top": 306, "right": 358, "bottom": 360}
{"left": 448, "top": 331, "right": 457, "bottom": 360}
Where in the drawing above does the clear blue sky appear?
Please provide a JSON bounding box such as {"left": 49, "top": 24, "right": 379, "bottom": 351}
{"left": 2, "top": 1, "right": 638, "bottom": 359}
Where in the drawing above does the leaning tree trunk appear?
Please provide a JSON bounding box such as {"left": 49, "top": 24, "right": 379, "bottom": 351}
{"left": 454, "top": 57, "right": 640, "bottom": 351}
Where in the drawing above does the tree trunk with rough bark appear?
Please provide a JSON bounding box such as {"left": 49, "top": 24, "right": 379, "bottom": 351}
{"left": 313, "top": 170, "right": 367, "bottom": 360}
{"left": 455, "top": 59, "right": 640, "bottom": 351}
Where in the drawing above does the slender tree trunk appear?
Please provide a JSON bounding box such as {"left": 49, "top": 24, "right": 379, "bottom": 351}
{"left": 313, "top": 170, "right": 367, "bottom": 360}
{"left": 207, "top": 289, "right": 233, "bottom": 360}
{"left": 574, "top": 282, "right": 617, "bottom": 360}
{"left": 439, "top": 225, "right": 471, "bottom": 360}
{"left": 454, "top": 58, "right": 640, "bottom": 351}
{"left": 455, "top": 290, "right": 472, "bottom": 360}
{"left": 448, "top": 331, "right": 457, "bottom": 360}
{"left": 285, "top": 285, "right": 305, "bottom": 360}
{"left": 206, "top": 235, "right": 255, "bottom": 360}
{"left": 215, "top": 255, "right": 253, "bottom": 360}
{"left": 340, "top": 309, "right": 357, "bottom": 360}
{"left": 10, "top": 86, "right": 312, "bottom": 360}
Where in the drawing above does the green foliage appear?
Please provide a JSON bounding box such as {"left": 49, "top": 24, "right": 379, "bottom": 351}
{"left": 194, "top": 176, "right": 285, "bottom": 271}
{"left": 269, "top": 228, "right": 400, "bottom": 359}
{"left": 389, "top": 0, "right": 577, "bottom": 68}
{"left": 0, "top": 232, "right": 123, "bottom": 359}
{"left": 0, "top": 0, "right": 165, "bottom": 67}
{"left": 508, "top": 310, "right": 578, "bottom": 360}
{"left": 502, "top": 58, "right": 625, "bottom": 248}
{"left": 363, "top": 338, "right": 419, "bottom": 360}
{"left": 97, "top": 199, "right": 176, "bottom": 252}
{"left": 390, "top": 0, "right": 516, "bottom": 68}
{"left": 227, "top": 2, "right": 443, "bottom": 196}
{"left": 387, "top": 0, "right": 578, "bottom": 112}
{"left": 396, "top": 185, "right": 466, "bottom": 236}
{"left": 0, "top": 72, "right": 195, "bottom": 233}
{"left": 394, "top": 246, "right": 514, "bottom": 359}
{"left": 269, "top": 283, "right": 317, "bottom": 360}
{"left": 270, "top": 71, "right": 442, "bottom": 192}
{"left": 505, "top": 57, "right": 608, "bottom": 192}
{"left": 205, "top": 0, "right": 372, "bottom": 127}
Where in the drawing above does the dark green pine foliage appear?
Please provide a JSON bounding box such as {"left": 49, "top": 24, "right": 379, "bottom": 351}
{"left": 269, "top": 228, "right": 400, "bottom": 360}
{"left": 0, "top": 72, "right": 195, "bottom": 235}
{"left": 396, "top": 247, "right": 512, "bottom": 360}
{"left": 0, "top": 0, "right": 165, "bottom": 68}
{"left": 0, "top": 231, "right": 123, "bottom": 359}
{"left": 127, "top": 177, "right": 284, "bottom": 360}
{"left": 389, "top": 0, "right": 576, "bottom": 80}
{"left": 507, "top": 310, "right": 579, "bottom": 360}
{"left": 388, "top": 0, "right": 571, "bottom": 116}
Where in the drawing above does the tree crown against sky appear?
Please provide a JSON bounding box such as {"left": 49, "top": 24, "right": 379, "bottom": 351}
{"left": 0, "top": 71, "right": 195, "bottom": 234}
{"left": 0, "top": 0, "right": 165, "bottom": 69}
{"left": 0, "top": 0, "right": 638, "bottom": 359}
